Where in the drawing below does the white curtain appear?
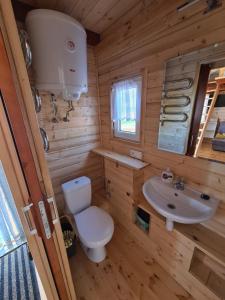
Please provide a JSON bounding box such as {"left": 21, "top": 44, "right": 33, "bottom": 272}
{"left": 111, "top": 76, "right": 142, "bottom": 122}
{"left": 0, "top": 162, "right": 26, "bottom": 257}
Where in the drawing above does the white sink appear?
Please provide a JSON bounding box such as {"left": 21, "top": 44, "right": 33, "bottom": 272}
{"left": 142, "top": 176, "right": 219, "bottom": 231}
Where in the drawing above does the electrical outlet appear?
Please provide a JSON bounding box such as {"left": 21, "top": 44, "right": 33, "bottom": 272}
{"left": 129, "top": 149, "right": 143, "bottom": 160}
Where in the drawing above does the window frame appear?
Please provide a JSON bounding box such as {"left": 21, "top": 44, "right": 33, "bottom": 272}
{"left": 110, "top": 75, "right": 143, "bottom": 143}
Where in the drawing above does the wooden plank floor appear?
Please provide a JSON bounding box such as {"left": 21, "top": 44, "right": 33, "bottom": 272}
{"left": 69, "top": 222, "right": 194, "bottom": 300}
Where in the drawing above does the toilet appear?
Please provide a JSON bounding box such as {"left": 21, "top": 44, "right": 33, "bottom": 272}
{"left": 62, "top": 176, "right": 114, "bottom": 263}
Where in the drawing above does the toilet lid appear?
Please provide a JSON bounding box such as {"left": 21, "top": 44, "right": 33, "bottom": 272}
{"left": 74, "top": 206, "right": 114, "bottom": 248}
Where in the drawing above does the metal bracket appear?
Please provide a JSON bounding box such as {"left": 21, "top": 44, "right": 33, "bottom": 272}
{"left": 47, "top": 197, "right": 59, "bottom": 225}
{"left": 38, "top": 200, "right": 52, "bottom": 239}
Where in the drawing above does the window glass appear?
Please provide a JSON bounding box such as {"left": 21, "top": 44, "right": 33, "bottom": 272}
{"left": 111, "top": 76, "right": 142, "bottom": 142}
{"left": 0, "top": 161, "right": 26, "bottom": 257}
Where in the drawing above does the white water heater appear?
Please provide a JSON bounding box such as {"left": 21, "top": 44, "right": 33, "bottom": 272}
{"left": 26, "top": 9, "right": 88, "bottom": 101}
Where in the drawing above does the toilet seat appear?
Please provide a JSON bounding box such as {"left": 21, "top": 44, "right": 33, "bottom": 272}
{"left": 74, "top": 206, "right": 114, "bottom": 249}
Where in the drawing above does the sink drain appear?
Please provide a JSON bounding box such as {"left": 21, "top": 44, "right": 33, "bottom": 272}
{"left": 167, "top": 203, "right": 176, "bottom": 209}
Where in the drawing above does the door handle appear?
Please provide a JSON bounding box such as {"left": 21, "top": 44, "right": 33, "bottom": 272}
{"left": 47, "top": 197, "right": 59, "bottom": 225}
{"left": 22, "top": 203, "right": 37, "bottom": 236}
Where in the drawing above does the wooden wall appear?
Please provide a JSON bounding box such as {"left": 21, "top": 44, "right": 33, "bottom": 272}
{"left": 37, "top": 46, "right": 104, "bottom": 214}
{"left": 95, "top": 0, "right": 225, "bottom": 237}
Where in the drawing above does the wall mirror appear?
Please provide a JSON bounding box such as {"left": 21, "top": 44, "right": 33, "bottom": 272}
{"left": 158, "top": 42, "right": 225, "bottom": 164}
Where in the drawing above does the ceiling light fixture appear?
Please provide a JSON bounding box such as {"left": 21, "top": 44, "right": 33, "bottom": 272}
{"left": 177, "top": 0, "right": 200, "bottom": 12}
{"left": 177, "top": 0, "right": 221, "bottom": 13}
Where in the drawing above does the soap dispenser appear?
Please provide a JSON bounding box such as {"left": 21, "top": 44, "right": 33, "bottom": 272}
{"left": 161, "top": 168, "right": 174, "bottom": 184}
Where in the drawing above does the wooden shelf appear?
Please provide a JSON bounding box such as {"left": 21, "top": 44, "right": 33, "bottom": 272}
{"left": 92, "top": 147, "right": 149, "bottom": 170}
{"left": 189, "top": 248, "right": 225, "bottom": 299}
{"left": 176, "top": 223, "right": 225, "bottom": 268}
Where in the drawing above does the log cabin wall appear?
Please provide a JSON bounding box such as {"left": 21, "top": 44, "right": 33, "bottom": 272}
{"left": 95, "top": 0, "right": 225, "bottom": 237}
{"left": 37, "top": 46, "right": 104, "bottom": 215}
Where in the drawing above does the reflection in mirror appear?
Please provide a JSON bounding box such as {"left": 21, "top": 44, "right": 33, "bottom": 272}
{"left": 158, "top": 56, "right": 198, "bottom": 155}
{"left": 158, "top": 42, "right": 225, "bottom": 163}
{"left": 193, "top": 65, "right": 225, "bottom": 163}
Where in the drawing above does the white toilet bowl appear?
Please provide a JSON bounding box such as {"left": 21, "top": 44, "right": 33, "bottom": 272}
{"left": 75, "top": 206, "right": 114, "bottom": 263}
{"left": 62, "top": 176, "right": 114, "bottom": 263}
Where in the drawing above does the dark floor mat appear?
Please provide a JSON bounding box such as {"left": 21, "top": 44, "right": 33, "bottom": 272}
{"left": 0, "top": 243, "right": 40, "bottom": 300}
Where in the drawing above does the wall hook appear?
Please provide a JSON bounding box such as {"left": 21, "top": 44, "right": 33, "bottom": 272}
{"left": 50, "top": 93, "right": 59, "bottom": 123}
{"left": 32, "top": 87, "right": 42, "bottom": 113}
{"left": 63, "top": 101, "right": 74, "bottom": 122}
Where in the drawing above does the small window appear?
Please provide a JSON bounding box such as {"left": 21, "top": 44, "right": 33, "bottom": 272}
{"left": 111, "top": 76, "right": 142, "bottom": 142}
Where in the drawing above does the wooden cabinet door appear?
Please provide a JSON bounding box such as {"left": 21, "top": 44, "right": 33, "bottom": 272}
{"left": 104, "top": 159, "right": 134, "bottom": 220}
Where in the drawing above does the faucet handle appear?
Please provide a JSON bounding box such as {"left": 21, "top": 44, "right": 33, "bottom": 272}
{"left": 174, "top": 176, "right": 184, "bottom": 183}
{"left": 180, "top": 177, "right": 184, "bottom": 183}
{"left": 161, "top": 168, "right": 174, "bottom": 183}
{"left": 174, "top": 176, "right": 185, "bottom": 190}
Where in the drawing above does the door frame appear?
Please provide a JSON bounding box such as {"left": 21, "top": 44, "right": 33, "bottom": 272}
{"left": 186, "top": 64, "right": 211, "bottom": 156}
{"left": 0, "top": 1, "right": 76, "bottom": 299}
{"left": 0, "top": 99, "right": 58, "bottom": 300}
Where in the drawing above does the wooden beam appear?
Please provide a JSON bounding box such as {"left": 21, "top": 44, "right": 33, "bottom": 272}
{"left": 86, "top": 29, "right": 101, "bottom": 46}
{"left": 186, "top": 64, "right": 211, "bottom": 156}
{"left": 11, "top": 0, "right": 101, "bottom": 46}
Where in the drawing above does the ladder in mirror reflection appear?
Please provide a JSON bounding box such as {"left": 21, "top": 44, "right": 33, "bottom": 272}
{"left": 194, "top": 77, "right": 225, "bottom": 156}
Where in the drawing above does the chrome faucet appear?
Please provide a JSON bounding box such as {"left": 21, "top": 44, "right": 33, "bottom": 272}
{"left": 174, "top": 177, "right": 185, "bottom": 190}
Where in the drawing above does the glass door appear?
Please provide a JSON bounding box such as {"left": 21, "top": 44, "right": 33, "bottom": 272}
{"left": 0, "top": 160, "right": 43, "bottom": 300}
{"left": 0, "top": 161, "right": 26, "bottom": 257}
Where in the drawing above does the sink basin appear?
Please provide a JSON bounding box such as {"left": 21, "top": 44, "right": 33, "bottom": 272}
{"left": 142, "top": 176, "right": 219, "bottom": 231}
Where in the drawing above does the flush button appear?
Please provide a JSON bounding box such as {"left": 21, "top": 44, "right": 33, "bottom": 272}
{"left": 201, "top": 193, "right": 210, "bottom": 200}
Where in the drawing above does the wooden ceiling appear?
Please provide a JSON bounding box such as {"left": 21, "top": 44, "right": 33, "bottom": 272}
{"left": 16, "top": 0, "right": 153, "bottom": 34}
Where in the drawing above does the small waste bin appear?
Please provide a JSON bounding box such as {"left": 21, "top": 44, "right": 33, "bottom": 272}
{"left": 60, "top": 215, "right": 76, "bottom": 258}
